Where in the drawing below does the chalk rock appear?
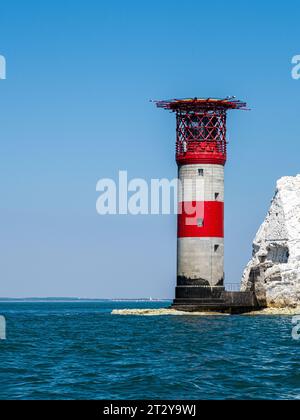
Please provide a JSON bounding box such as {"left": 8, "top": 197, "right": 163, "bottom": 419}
{"left": 241, "top": 175, "right": 300, "bottom": 308}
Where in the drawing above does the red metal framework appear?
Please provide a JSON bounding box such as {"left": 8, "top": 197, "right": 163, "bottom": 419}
{"left": 155, "top": 97, "right": 247, "bottom": 165}
{"left": 176, "top": 109, "right": 227, "bottom": 165}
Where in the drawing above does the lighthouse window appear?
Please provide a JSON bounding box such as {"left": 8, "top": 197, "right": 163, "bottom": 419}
{"left": 197, "top": 218, "right": 203, "bottom": 227}
{"left": 198, "top": 169, "right": 204, "bottom": 176}
{"left": 214, "top": 245, "right": 219, "bottom": 252}
{"left": 215, "top": 192, "right": 219, "bottom": 200}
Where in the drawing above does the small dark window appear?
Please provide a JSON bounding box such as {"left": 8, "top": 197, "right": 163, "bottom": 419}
{"left": 214, "top": 245, "right": 219, "bottom": 252}
{"left": 197, "top": 218, "right": 203, "bottom": 227}
{"left": 215, "top": 193, "right": 219, "bottom": 200}
{"left": 198, "top": 169, "right": 204, "bottom": 176}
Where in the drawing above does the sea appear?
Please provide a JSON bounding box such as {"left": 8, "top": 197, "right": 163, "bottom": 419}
{"left": 0, "top": 300, "right": 300, "bottom": 400}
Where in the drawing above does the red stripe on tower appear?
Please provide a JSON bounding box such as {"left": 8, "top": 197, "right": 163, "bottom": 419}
{"left": 178, "top": 201, "right": 224, "bottom": 238}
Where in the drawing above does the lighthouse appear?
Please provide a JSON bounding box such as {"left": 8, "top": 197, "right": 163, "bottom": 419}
{"left": 156, "top": 97, "right": 249, "bottom": 311}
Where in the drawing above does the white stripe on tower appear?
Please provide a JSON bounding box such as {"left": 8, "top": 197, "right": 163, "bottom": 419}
{"left": 177, "top": 164, "right": 224, "bottom": 288}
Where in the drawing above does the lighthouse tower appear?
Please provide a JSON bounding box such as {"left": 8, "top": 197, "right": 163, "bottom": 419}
{"left": 156, "top": 98, "right": 247, "bottom": 310}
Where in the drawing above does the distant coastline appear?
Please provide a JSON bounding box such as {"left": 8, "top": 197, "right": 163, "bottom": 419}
{"left": 0, "top": 298, "right": 172, "bottom": 303}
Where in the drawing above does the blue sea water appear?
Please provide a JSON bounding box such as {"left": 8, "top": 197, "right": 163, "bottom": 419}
{"left": 0, "top": 301, "right": 300, "bottom": 400}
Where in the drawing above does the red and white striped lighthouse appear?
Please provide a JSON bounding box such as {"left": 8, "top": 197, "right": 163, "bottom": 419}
{"left": 156, "top": 98, "right": 247, "bottom": 309}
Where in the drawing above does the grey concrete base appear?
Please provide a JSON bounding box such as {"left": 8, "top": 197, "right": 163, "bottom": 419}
{"left": 172, "top": 291, "right": 263, "bottom": 314}
{"left": 177, "top": 238, "right": 224, "bottom": 287}
{"left": 176, "top": 285, "right": 225, "bottom": 299}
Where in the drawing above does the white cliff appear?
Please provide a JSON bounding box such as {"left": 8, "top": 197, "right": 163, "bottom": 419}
{"left": 241, "top": 175, "right": 300, "bottom": 308}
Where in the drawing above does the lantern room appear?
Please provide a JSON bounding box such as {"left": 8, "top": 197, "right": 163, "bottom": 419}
{"left": 155, "top": 97, "right": 247, "bottom": 166}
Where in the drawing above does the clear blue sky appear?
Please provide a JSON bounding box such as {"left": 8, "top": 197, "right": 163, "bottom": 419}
{"left": 0, "top": 0, "right": 299, "bottom": 298}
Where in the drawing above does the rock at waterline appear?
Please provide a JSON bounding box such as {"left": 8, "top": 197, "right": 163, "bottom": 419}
{"left": 241, "top": 175, "right": 300, "bottom": 308}
{"left": 111, "top": 308, "right": 228, "bottom": 316}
